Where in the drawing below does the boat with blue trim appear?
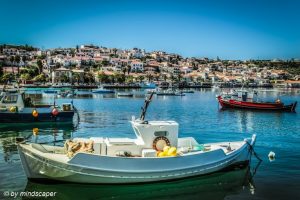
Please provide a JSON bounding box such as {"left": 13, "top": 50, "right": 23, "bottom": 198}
{"left": 0, "top": 90, "right": 75, "bottom": 123}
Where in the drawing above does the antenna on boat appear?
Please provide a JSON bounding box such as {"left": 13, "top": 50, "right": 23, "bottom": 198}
{"left": 140, "top": 92, "right": 154, "bottom": 121}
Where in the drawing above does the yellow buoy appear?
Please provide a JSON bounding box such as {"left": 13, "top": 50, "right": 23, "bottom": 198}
{"left": 167, "top": 147, "right": 177, "bottom": 156}
{"left": 163, "top": 146, "right": 171, "bottom": 153}
{"left": 32, "top": 109, "right": 39, "bottom": 118}
{"left": 158, "top": 151, "right": 166, "bottom": 157}
{"left": 33, "top": 128, "right": 39, "bottom": 136}
{"left": 9, "top": 106, "right": 16, "bottom": 112}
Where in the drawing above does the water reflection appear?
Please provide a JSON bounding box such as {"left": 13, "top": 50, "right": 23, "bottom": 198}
{"left": 23, "top": 164, "right": 259, "bottom": 200}
{"left": 0, "top": 123, "right": 74, "bottom": 163}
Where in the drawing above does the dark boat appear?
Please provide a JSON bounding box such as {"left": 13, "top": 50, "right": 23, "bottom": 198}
{"left": 0, "top": 90, "right": 75, "bottom": 123}
{"left": 217, "top": 90, "right": 297, "bottom": 112}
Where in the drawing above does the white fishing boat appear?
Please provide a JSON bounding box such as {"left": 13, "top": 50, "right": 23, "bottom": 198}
{"left": 17, "top": 93, "right": 257, "bottom": 184}
{"left": 117, "top": 92, "right": 134, "bottom": 97}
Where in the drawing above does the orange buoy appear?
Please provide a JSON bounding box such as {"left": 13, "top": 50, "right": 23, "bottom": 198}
{"left": 32, "top": 109, "right": 39, "bottom": 118}
{"left": 51, "top": 108, "right": 59, "bottom": 116}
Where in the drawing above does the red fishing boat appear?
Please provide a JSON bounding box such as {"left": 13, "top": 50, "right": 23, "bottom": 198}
{"left": 217, "top": 90, "right": 297, "bottom": 112}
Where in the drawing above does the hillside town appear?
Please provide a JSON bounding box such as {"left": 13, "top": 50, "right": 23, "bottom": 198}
{"left": 0, "top": 44, "right": 300, "bottom": 88}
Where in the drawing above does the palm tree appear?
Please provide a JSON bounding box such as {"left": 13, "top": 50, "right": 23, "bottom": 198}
{"left": 162, "top": 74, "right": 167, "bottom": 82}
{"left": 9, "top": 56, "right": 15, "bottom": 75}
{"left": 72, "top": 73, "right": 81, "bottom": 84}
{"left": 37, "top": 59, "right": 43, "bottom": 74}
{"left": 146, "top": 73, "right": 153, "bottom": 82}
{"left": 122, "top": 66, "right": 127, "bottom": 75}
{"left": 20, "top": 73, "right": 31, "bottom": 83}
{"left": 112, "top": 48, "right": 117, "bottom": 56}
{"left": 14, "top": 55, "right": 21, "bottom": 75}
{"left": 127, "top": 65, "right": 131, "bottom": 75}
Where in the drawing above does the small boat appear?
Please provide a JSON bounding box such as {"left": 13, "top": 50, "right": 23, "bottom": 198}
{"left": 174, "top": 91, "right": 185, "bottom": 96}
{"left": 156, "top": 89, "right": 176, "bottom": 96}
{"left": 117, "top": 92, "right": 134, "bottom": 97}
{"left": 18, "top": 93, "right": 257, "bottom": 184}
{"left": 181, "top": 89, "right": 194, "bottom": 93}
{"left": 146, "top": 89, "right": 158, "bottom": 94}
{"left": 0, "top": 90, "right": 75, "bottom": 123}
{"left": 92, "top": 88, "right": 115, "bottom": 94}
{"left": 140, "top": 82, "right": 156, "bottom": 89}
{"left": 217, "top": 90, "right": 297, "bottom": 112}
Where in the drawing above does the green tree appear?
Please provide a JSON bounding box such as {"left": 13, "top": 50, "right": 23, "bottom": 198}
{"left": 127, "top": 65, "right": 131, "bottom": 75}
{"left": 1, "top": 73, "right": 13, "bottom": 83}
{"left": 33, "top": 74, "right": 46, "bottom": 83}
{"left": 0, "top": 63, "right": 3, "bottom": 77}
{"left": 83, "top": 72, "right": 95, "bottom": 84}
{"left": 60, "top": 74, "right": 70, "bottom": 83}
{"left": 72, "top": 73, "right": 81, "bottom": 84}
{"left": 97, "top": 72, "right": 109, "bottom": 83}
{"left": 37, "top": 60, "right": 43, "bottom": 74}
{"left": 146, "top": 73, "right": 153, "bottom": 82}
{"left": 9, "top": 56, "right": 14, "bottom": 64}
{"left": 162, "top": 74, "right": 167, "bottom": 82}
{"left": 22, "top": 56, "right": 27, "bottom": 63}
{"left": 138, "top": 75, "right": 145, "bottom": 82}
{"left": 122, "top": 67, "right": 127, "bottom": 75}
{"left": 114, "top": 73, "right": 125, "bottom": 84}
{"left": 102, "top": 60, "right": 109, "bottom": 66}
{"left": 15, "top": 55, "right": 21, "bottom": 64}
{"left": 125, "top": 75, "right": 134, "bottom": 83}
{"left": 20, "top": 73, "right": 32, "bottom": 82}
{"left": 70, "top": 49, "right": 75, "bottom": 57}
{"left": 55, "top": 62, "right": 61, "bottom": 69}
{"left": 14, "top": 55, "right": 21, "bottom": 75}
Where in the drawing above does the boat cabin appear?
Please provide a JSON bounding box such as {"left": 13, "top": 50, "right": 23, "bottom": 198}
{"left": 72, "top": 119, "right": 199, "bottom": 158}
{"left": 0, "top": 91, "right": 25, "bottom": 111}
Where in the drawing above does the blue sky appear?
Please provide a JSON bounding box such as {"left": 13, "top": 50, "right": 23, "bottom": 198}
{"left": 0, "top": 0, "right": 299, "bottom": 59}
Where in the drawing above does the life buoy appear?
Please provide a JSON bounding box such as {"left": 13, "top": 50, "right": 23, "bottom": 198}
{"left": 152, "top": 136, "right": 170, "bottom": 151}
{"left": 51, "top": 108, "right": 59, "bottom": 116}
{"left": 32, "top": 109, "right": 39, "bottom": 118}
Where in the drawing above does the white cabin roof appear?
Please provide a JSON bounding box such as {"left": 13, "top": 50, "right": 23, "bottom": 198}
{"left": 132, "top": 120, "right": 178, "bottom": 126}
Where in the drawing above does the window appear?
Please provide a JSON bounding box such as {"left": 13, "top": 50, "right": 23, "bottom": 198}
{"left": 154, "top": 131, "right": 169, "bottom": 137}
{"left": 2, "top": 95, "right": 18, "bottom": 103}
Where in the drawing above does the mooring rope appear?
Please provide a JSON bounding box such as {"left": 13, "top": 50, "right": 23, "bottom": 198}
{"left": 246, "top": 141, "right": 262, "bottom": 161}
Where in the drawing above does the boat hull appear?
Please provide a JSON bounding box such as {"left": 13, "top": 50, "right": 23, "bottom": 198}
{"left": 0, "top": 110, "right": 74, "bottom": 123}
{"left": 18, "top": 137, "right": 255, "bottom": 184}
{"left": 218, "top": 96, "right": 297, "bottom": 112}
{"left": 92, "top": 90, "right": 115, "bottom": 94}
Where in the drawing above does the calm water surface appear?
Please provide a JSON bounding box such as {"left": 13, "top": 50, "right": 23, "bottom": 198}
{"left": 0, "top": 88, "right": 299, "bottom": 200}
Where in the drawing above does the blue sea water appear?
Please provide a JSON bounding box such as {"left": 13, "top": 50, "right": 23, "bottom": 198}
{"left": 0, "top": 88, "right": 299, "bottom": 200}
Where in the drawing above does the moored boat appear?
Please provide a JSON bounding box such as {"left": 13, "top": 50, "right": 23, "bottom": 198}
{"left": 92, "top": 88, "right": 115, "bottom": 94}
{"left": 18, "top": 93, "right": 257, "bottom": 184}
{"left": 217, "top": 90, "right": 297, "bottom": 112}
{"left": 140, "top": 82, "right": 156, "bottom": 89}
{"left": 156, "top": 89, "right": 176, "bottom": 96}
{"left": 0, "top": 90, "right": 75, "bottom": 123}
{"left": 117, "top": 92, "right": 134, "bottom": 97}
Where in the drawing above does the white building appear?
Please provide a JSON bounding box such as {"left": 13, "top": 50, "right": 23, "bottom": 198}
{"left": 130, "top": 60, "right": 144, "bottom": 72}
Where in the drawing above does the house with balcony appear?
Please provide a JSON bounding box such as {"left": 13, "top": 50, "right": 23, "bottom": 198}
{"left": 130, "top": 60, "right": 144, "bottom": 72}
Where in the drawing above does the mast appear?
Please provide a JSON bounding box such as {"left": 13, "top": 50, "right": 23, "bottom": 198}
{"left": 139, "top": 92, "right": 154, "bottom": 121}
